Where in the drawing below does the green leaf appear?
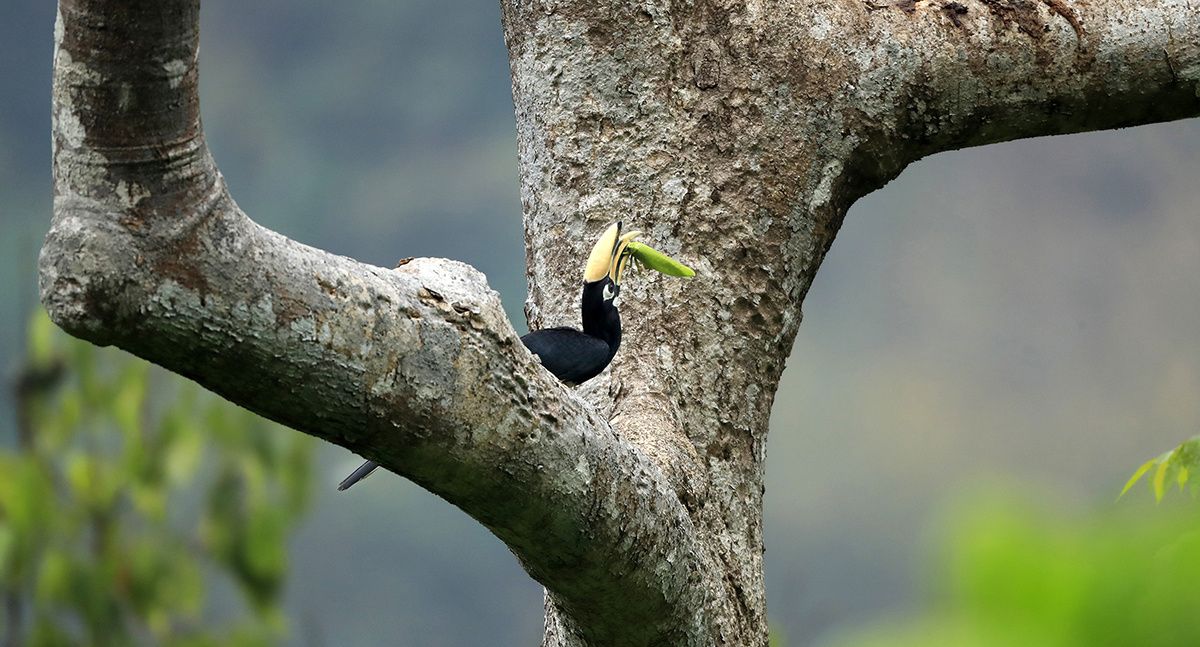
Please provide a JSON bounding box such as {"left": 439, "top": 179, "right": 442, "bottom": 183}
{"left": 131, "top": 483, "right": 169, "bottom": 520}
{"left": 281, "top": 436, "right": 315, "bottom": 516}
{"left": 164, "top": 426, "right": 205, "bottom": 486}
{"left": 27, "top": 309, "right": 57, "bottom": 367}
{"left": 1124, "top": 435, "right": 1200, "bottom": 502}
{"left": 65, "top": 452, "right": 93, "bottom": 503}
{"left": 35, "top": 549, "right": 73, "bottom": 604}
{"left": 1177, "top": 437, "right": 1200, "bottom": 469}
{"left": 0, "top": 524, "right": 15, "bottom": 578}
{"left": 624, "top": 241, "right": 696, "bottom": 277}
{"left": 113, "top": 362, "right": 149, "bottom": 439}
{"left": 245, "top": 508, "right": 286, "bottom": 581}
{"left": 1153, "top": 456, "right": 1172, "bottom": 503}
{"left": 1119, "top": 458, "right": 1158, "bottom": 499}
{"left": 5, "top": 461, "right": 53, "bottom": 539}
{"left": 38, "top": 390, "right": 82, "bottom": 452}
{"left": 69, "top": 340, "right": 102, "bottom": 408}
{"left": 29, "top": 614, "right": 76, "bottom": 647}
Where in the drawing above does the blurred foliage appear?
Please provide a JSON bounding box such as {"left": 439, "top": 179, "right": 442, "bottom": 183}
{"left": 822, "top": 494, "right": 1200, "bottom": 647}
{"left": 0, "top": 311, "right": 314, "bottom": 646}
{"left": 1121, "top": 435, "right": 1200, "bottom": 502}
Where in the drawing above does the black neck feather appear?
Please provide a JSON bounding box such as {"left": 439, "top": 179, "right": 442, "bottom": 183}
{"left": 581, "top": 279, "right": 621, "bottom": 359}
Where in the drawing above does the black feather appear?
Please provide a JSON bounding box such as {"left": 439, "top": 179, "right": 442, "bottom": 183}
{"left": 520, "top": 327, "right": 612, "bottom": 386}
{"left": 339, "top": 278, "right": 623, "bottom": 491}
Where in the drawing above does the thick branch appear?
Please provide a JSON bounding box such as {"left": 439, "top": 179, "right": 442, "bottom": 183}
{"left": 44, "top": 0, "right": 1200, "bottom": 644}
{"left": 869, "top": 0, "right": 1200, "bottom": 172}
{"left": 42, "top": 2, "right": 721, "bottom": 644}
{"left": 500, "top": 1, "right": 1199, "bottom": 639}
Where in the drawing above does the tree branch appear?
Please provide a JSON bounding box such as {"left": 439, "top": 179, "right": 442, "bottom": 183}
{"left": 42, "top": 0, "right": 1200, "bottom": 643}
{"left": 41, "top": 2, "right": 722, "bottom": 644}
{"left": 866, "top": 0, "right": 1200, "bottom": 172}
{"left": 500, "top": 2, "right": 1198, "bottom": 639}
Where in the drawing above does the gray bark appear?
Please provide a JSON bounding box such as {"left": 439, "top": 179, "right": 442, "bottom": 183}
{"left": 41, "top": 0, "right": 1199, "bottom": 645}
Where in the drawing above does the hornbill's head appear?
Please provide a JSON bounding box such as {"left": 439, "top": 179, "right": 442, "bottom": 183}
{"left": 580, "top": 221, "right": 640, "bottom": 342}
{"left": 583, "top": 221, "right": 642, "bottom": 300}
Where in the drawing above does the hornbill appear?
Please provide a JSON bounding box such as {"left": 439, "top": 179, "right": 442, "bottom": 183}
{"left": 337, "top": 221, "right": 641, "bottom": 491}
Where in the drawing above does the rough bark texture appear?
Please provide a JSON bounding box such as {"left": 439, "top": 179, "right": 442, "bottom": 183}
{"left": 41, "top": 0, "right": 1199, "bottom": 645}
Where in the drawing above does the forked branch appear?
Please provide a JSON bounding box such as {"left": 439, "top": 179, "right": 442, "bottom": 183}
{"left": 41, "top": 1, "right": 719, "bottom": 644}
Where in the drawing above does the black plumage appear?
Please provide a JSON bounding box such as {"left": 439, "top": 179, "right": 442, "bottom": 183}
{"left": 337, "top": 277, "right": 623, "bottom": 491}
{"left": 521, "top": 278, "right": 622, "bottom": 385}
{"left": 520, "top": 327, "right": 611, "bottom": 386}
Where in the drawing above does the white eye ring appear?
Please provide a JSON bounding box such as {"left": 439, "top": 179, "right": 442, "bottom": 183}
{"left": 603, "top": 283, "right": 616, "bottom": 301}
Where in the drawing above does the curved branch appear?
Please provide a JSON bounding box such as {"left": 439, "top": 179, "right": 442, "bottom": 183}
{"left": 41, "top": 1, "right": 720, "bottom": 644}
{"left": 871, "top": 0, "right": 1200, "bottom": 165}
{"left": 47, "top": 0, "right": 1197, "bottom": 643}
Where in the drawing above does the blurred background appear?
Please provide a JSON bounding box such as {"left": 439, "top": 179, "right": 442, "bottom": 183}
{"left": 2, "top": 1, "right": 1198, "bottom": 645}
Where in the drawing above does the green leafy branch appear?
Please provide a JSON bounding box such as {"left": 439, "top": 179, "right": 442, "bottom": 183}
{"left": 1, "top": 311, "right": 314, "bottom": 646}
{"left": 1120, "top": 435, "right": 1200, "bottom": 502}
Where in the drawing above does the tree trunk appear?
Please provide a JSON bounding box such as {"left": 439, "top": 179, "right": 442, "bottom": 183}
{"left": 41, "top": 0, "right": 1199, "bottom": 644}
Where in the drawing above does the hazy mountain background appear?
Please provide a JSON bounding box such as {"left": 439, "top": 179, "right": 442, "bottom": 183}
{"left": 3, "top": 1, "right": 1197, "bottom": 645}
